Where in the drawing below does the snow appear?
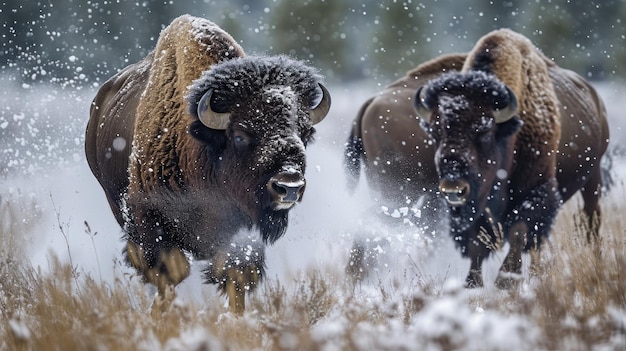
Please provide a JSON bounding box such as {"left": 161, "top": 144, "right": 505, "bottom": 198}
{"left": 163, "top": 328, "right": 223, "bottom": 351}
{"left": 439, "top": 94, "right": 470, "bottom": 117}
{"left": 8, "top": 319, "right": 32, "bottom": 341}
{"left": 0, "top": 75, "right": 624, "bottom": 349}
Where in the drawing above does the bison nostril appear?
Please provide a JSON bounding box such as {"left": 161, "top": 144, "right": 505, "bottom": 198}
{"left": 271, "top": 181, "right": 287, "bottom": 196}
{"left": 269, "top": 178, "right": 305, "bottom": 203}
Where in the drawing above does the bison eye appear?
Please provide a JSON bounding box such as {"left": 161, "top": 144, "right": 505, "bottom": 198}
{"left": 233, "top": 130, "right": 254, "bottom": 149}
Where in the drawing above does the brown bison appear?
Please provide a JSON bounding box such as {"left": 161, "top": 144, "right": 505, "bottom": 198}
{"left": 85, "top": 15, "right": 330, "bottom": 313}
{"left": 344, "top": 53, "right": 467, "bottom": 229}
{"left": 345, "top": 29, "right": 608, "bottom": 288}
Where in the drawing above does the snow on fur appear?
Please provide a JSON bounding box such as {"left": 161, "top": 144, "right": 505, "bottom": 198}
{"left": 186, "top": 55, "right": 323, "bottom": 121}
{"left": 421, "top": 70, "right": 513, "bottom": 115}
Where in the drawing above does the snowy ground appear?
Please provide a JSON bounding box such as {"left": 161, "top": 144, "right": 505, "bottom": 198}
{"left": 2, "top": 77, "right": 625, "bottom": 290}
{"left": 0, "top": 80, "right": 482, "bottom": 298}
{"left": 1, "top": 77, "right": 625, "bottom": 348}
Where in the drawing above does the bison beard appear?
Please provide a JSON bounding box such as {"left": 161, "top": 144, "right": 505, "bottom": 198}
{"left": 257, "top": 184, "right": 290, "bottom": 244}
{"left": 259, "top": 208, "right": 289, "bottom": 244}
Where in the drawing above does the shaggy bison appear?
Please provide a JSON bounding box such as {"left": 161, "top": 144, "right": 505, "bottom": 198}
{"left": 346, "top": 29, "right": 608, "bottom": 288}
{"left": 85, "top": 15, "right": 330, "bottom": 312}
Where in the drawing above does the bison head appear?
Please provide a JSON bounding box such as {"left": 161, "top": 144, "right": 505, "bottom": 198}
{"left": 413, "top": 71, "right": 522, "bottom": 232}
{"left": 186, "top": 55, "right": 330, "bottom": 243}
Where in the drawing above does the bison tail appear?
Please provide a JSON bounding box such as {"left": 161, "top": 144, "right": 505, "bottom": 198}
{"left": 343, "top": 97, "right": 372, "bottom": 194}
{"left": 344, "top": 127, "right": 364, "bottom": 194}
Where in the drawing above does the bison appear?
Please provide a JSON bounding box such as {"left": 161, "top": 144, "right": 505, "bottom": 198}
{"left": 345, "top": 29, "right": 608, "bottom": 288}
{"left": 85, "top": 15, "right": 331, "bottom": 313}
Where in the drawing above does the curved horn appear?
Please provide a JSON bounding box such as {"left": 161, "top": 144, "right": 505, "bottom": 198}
{"left": 413, "top": 86, "right": 432, "bottom": 119}
{"left": 197, "top": 89, "right": 231, "bottom": 130}
{"left": 310, "top": 83, "right": 331, "bottom": 125}
{"left": 492, "top": 86, "right": 518, "bottom": 124}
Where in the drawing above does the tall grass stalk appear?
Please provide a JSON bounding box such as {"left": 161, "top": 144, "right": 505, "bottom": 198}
{"left": 0, "top": 188, "right": 625, "bottom": 350}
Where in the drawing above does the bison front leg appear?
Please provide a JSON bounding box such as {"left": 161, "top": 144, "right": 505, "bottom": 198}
{"left": 465, "top": 237, "right": 490, "bottom": 288}
{"left": 457, "top": 216, "right": 494, "bottom": 288}
{"left": 581, "top": 166, "right": 603, "bottom": 241}
{"left": 496, "top": 181, "right": 560, "bottom": 289}
{"left": 205, "top": 248, "right": 266, "bottom": 314}
{"left": 124, "top": 205, "right": 191, "bottom": 307}
{"left": 126, "top": 240, "right": 191, "bottom": 314}
{"left": 225, "top": 264, "right": 262, "bottom": 314}
{"left": 494, "top": 222, "right": 526, "bottom": 289}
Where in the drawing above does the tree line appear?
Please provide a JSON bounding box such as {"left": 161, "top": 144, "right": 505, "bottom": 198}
{"left": 2, "top": 0, "right": 624, "bottom": 86}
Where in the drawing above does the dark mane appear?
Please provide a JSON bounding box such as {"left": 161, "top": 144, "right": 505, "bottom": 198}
{"left": 422, "top": 70, "right": 514, "bottom": 111}
{"left": 186, "top": 55, "right": 322, "bottom": 119}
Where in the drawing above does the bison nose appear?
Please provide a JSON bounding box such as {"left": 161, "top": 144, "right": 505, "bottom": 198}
{"left": 438, "top": 179, "right": 470, "bottom": 206}
{"left": 267, "top": 176, "right": 306, "bottom": 208}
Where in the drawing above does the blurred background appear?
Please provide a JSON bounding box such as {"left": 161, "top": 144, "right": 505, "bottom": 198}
{"left": 2, "top": 0, "right": 625, "bottom": 87}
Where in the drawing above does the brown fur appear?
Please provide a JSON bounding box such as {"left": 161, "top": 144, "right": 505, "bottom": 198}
{"left": 129, "top": 15, "right": 245, "bottom": 193}
{"left": 406, "top": 53, "right": 467, "bottom": 82}
{"left": 85, "top": 55, "right": 152, "bottom": 225}
{"left": 463, "top": 28, "right": 561, "bottom": 193}
{"left": 86, "top": 15, "right": 249, "bottom": 309}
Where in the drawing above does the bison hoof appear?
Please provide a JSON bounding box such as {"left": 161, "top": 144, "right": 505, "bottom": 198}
{"left": 126, "top": 242, "right": 191, "bottom": 293}
{"left": 345, "top": 239, "right": 379, "bottom": 283}
{"left": 464, "top": 270, "right": 484, "bottom": 288}
{"left": 206, "top": 254, "right": 264, "bottom": 314}
{"left": 494, "top": 272, "right": 522, "bottom": 290}
{"left": 224, "top": 266, "right": 262, "bottom": 314}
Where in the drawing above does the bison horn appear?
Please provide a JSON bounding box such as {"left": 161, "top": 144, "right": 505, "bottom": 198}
{"left": 310, "top": 83, "right": 331, "bottom": 125}
{"left": 492, "top": 86, "right": 518, "bottom": 124}
{"left": 197, "top": 89, "right": 231, "bottom": 130}
{"left": 413, "top": 86, "right": 432, "bottom": 119}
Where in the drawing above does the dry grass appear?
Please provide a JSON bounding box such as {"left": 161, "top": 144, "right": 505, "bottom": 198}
{"left": 530, "top": 192, "right": 626, "bottom": 350}
{"left": 0, "top": 187, "right": 625, "bottom": 350}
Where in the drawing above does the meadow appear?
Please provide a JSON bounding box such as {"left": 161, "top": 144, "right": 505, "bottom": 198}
{"left": 0, "top": 82, "right": 624, "bottom": 350}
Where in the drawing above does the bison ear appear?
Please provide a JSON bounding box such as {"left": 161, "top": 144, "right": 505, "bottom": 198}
{"left": 310, "top": 83, "right": 331, "bottom": 125}
{"left": 413, "top": 86, "right": 432, "bottom": 120}
{"left": 493, "top": 86, "right": 518, "bottom": 124}
{"left": 197, "top": 89, "right": 231, "bottom": 130}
